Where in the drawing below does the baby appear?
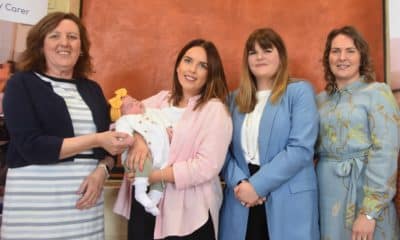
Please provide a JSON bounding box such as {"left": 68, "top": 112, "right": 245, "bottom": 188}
{"left": 110, "top": 89, "right": 171, "bottom": 216}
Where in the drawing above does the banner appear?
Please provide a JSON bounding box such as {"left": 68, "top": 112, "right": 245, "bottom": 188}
{"left": 388, "top": 0, "right": 400, "bottom": 82}
{"left": 389, "top": 0, "right": 400, "bottom": 38}
{"left": 0, "top": 0, "right": 48, "bottom": 25}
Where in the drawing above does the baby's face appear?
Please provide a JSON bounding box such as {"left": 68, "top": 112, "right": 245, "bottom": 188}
{"left": 121, "top": 96, "right": 145, "bottom": 115}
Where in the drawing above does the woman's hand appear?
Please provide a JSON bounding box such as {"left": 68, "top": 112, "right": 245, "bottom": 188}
{"left": 76, "top": 166, "right": 107, "bottom": 210}
{"left": 125, "top": 169, "right": 135, "bottom": 183}
{"left": 125, "top": 133, "right": 150, "bottom": 172}
{"left": 97, "top": 131, "right": 132, "bottom": 155}
{"left": 351, "top": 214, "right": 376, "bottom": 240}
{"left": 60, "top": 131, "right": 132, "bottom": 159}
{"left": 234, "top": 181, "right": 265, "bottom": 207}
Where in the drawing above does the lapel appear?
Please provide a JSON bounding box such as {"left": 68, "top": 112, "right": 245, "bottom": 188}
{"left": 258, "top": 98, "right": 280, "bottom": 164}
{"left": 231, "top": 105, "right": 250, "bottom": 174}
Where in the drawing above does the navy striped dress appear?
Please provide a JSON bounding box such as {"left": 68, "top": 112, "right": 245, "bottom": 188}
{"left": 1, "top": 74, "right": 104, "bottom": 239}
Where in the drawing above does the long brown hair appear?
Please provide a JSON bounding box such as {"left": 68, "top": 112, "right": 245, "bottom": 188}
{"left": 17, "top": 12, "right": 93, "bottom": 79}
{"left": 235, "top": 28, "right": 290, "bottom": 113}
{"left": 170, "top": 39, "right": 229, "bottom": 110}
{"left": 323, "top": 26, "right": 375, "bottom": 95}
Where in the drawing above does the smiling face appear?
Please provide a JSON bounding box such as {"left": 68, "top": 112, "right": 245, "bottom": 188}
{"left": 43, "top": 19, "right": 81, "bottom": 78}
{"left": 247, "top": 42, "right": 280, "bottom": 89}
{"left": 176, "top": 46, "right": 208, "bottom": 100}
{"left": 329, "top": 34, "right": 361, "bottom": 87}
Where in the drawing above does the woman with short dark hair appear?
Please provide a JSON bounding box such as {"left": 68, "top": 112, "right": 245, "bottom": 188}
{"left": 1, "top": 12, "right": 131, "bottom": 239}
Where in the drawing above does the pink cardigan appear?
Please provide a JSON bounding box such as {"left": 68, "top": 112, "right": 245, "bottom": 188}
{"left": 113, "top": 91, "right": 232, "bottom": 239}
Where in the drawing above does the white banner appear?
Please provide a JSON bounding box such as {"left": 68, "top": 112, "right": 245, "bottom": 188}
{"left": 389, "top": 0, "right": 400, "bottom": 37}
{"left": 0, "top": 0, "right": 48, "bottom": 25}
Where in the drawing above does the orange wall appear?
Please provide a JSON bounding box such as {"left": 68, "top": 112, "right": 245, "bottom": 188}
{"left": 82, "top": 0, "right": 384, "bottom": 99}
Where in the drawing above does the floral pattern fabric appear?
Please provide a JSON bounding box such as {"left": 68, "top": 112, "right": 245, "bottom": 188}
{"left": 316, "top": 78, "right": 400, "bottom": 240}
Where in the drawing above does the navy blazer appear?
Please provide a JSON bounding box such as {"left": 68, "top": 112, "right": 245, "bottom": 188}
{"left": 3, "top": 71, "right": 112, "bottom": 168}
{"left": 219, "top": 80, "right": 320, "bottom": 240}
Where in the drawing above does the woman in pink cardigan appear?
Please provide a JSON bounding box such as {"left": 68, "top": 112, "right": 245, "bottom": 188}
{"left": 114, "top": 39, "right": 232, "bottom": 240}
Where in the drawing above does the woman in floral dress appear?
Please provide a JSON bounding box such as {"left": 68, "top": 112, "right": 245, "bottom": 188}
{"left": 316, "top": 26, "right": 400, "bottom": 240}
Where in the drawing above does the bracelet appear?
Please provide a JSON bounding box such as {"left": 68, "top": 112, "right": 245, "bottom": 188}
{"left": 98, "top": 163, "right": 110, "bottom": 179}
{"left": 160, "top": 169, "right": 165, "bottom": 188}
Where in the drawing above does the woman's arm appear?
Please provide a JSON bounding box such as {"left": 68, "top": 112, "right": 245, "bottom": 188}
{"left": 4, "top": 75, "right": 64, "bottom": 164}
{"left": 352, "top": 83, "right": 399, "bottom": 239}
{"left": 76, "top": 155, "right": 115, "bottom": 209}
{"left": 3, "top": 74, "right": 131, "bottom": 165}
{"left": 60, "top": 130, "right": 131, "bottom": 159}
{"left": 125, "top": 132, "right": 151, "bottom": 172}
{"left": 220, "top": 148, "right": 248, "bottom": 189}
{"left": 149, "top": 166, "right": 174, "bottom": 183}
{"left": 360, "top": 84, "right": 399, "bottom": 218}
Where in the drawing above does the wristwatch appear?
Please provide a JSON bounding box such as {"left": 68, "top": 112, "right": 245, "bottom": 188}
{"left": 98, "top": 163, "right": 110, "bottom": 179}
{"left": 365, "top": 214, "right": 374, "bottom": 220}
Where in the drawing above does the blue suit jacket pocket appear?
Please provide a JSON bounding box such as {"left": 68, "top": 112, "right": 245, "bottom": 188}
{"left": 289, "top": 180, "right": 317, "bottom": 194}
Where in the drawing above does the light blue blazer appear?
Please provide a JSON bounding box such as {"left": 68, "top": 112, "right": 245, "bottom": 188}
{"left": 219, "top": 80, "right": 320, "bottom": 240}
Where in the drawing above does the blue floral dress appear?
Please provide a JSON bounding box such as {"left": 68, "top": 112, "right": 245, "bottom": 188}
{"left": 316, "top": 78, "right": 400, "bottom": 240}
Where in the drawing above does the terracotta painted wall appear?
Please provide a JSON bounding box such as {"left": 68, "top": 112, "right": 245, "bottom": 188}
{"left": 82, "top": 0, "right": 384, "bottom": 99}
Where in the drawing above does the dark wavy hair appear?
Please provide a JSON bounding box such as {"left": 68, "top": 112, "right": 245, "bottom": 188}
{"left": 323, "top": 26, "right": 375, "bottom": 94}
{"left": 17, "top": 12, "right": 93, "bottom": 79}
{"left": 170, "top": 39, "right": 229, "bottom": 110}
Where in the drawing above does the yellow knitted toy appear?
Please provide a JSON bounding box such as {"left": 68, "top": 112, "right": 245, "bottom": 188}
{"left": 108, "top": 88, "right": 128, "bottom": 122}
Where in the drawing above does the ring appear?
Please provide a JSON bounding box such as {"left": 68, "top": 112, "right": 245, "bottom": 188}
{"left": 241, "top": 201, "right": 245, "bottom": 206}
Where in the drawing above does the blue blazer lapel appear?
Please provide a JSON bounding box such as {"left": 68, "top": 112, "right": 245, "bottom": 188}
{"left": 258, "top": 99, "right": 280, "bottom": 164}
{"left": 231, "top": 106, "right": 250, "bottom": 174}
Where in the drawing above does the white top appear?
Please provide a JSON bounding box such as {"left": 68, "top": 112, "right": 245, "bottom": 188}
{"left": 160, "top": 105, "right": 185, "bottom": 128}
{"left": 241, "top": 90, "right": 271, "bottom": 165}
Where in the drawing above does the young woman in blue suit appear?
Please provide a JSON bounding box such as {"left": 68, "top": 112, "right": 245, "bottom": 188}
{"left": 219, "top": 28, "right": 320, "bottom": 240}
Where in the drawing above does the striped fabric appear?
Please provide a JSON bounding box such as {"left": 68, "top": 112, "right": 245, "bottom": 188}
{"left": 1, "top": 74, "right": 104, "bottom": 240}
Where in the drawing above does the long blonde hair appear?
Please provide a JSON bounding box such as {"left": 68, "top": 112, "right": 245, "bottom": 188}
{"left": 235, "top": 28, "right": 290, "bottom": 113}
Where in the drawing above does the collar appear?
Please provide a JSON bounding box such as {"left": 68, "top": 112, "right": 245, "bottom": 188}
{"left": 333, "top": 76, "right": 367, "bottom": 96}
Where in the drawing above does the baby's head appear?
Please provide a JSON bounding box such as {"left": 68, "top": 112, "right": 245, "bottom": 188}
{"left": 121, "top": 96, "right": 145, "bottom": 115}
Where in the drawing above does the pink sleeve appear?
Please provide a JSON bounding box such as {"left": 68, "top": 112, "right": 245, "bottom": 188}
{"left": 142, "top": 90, "right": 170, "bottom": 108}
{"left": 173, "top": 101, "right": 233, "bottom": 190}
